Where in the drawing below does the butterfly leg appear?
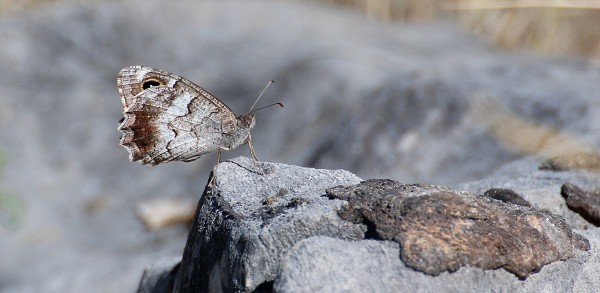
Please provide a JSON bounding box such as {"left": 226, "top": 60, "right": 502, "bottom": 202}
{"left": 247, "top": 132, "right": 264, "bottom": 174}
{"left": 207, "top": 149, "right": 223, "bottom": 187}
{"left": 247, "top": 132, "right": 259, "bottom": 162}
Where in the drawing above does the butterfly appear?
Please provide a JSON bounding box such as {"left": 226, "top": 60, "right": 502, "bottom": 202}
{"left": 117, "top": 66, "right": 279, "bottom": 166}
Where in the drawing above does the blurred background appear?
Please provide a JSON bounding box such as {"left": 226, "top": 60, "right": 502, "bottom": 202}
{"left": 1, "top": 0, "right": 599, "bottom": 292}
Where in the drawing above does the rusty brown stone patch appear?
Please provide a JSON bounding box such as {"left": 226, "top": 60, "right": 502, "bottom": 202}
{"left": 327, "top": 180, "right": 589, "bottom": 278}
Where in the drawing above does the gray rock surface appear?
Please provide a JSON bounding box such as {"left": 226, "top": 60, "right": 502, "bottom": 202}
{"left": 275, "top": 233, "right": 600, "bottom": 293}
{"left": 174, "top": 157, "right": 364, "bottom": 292}
{"left": 173, "top": 158, "right": 599, "bottom": 292}
{"left": 458, "top": 163, "right": 600, "bottom": 230}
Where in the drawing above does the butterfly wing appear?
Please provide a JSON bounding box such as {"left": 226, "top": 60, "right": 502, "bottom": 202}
{"left": 117, "top": 66, "right": 235, "bottom": 112}
{"left": 117, "top": 66, "right": 240, "bottom": 165}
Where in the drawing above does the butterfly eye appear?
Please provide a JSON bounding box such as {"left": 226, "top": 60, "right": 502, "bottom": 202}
{"left": 142, "top": 79, "right": 163, "bottom": 90}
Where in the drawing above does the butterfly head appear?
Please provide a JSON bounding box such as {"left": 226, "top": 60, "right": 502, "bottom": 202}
{"left": 238, "top": 114, "right": 256, "bottom": 130}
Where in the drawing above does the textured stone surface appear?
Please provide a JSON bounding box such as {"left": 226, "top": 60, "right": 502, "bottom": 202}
{"left": 137, "top": 257, "right": 180, "bottom": 293}
{"left": 275, "top": 237, "right": 407, "bottom": 292}
{"left": 458, "top": 160, "right": 600, "bottom": 231}
{"left": 275, "top": 232, "right": 600, "bottom": 293}
{"left": 162, "top": 158, "right": 600, "bottom": 292}
{"left": 327, "top": 180, "right": 589, "bottom": 278}
{"left": 174, "top": 157, "right": 364, "bottom": 292}
{"left": 561, "top": 183, "right": 600, "bottom": 225}
{"left": 482, "top": 188, "right": 531, "bottom": 207}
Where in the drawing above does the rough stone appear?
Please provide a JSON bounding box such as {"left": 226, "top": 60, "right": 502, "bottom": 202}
{"left": 275, "top": 237, "right": 407, "bottom": 292}
{"left": 458, "top": 161, "right": 600, "bottom": 231}
{"left": 160, "top": 158, "right": 600, "bottom": 293}
{"left": 327, "top": 180, "right": 589, "bottom": 278}
{"left": 137, "top": 257, "right": 180, "bottom": 293}
{"left": 561, "top": 183, "right": 600, "bottom": 226}
{"left": 482, "top": 188, "right": 531, "bottom": 207}
{"left": 174, "top": 157, "right": 364, "bottom": 292}
{"left": 275, "top": 232, "right": 600, "bottom": 293}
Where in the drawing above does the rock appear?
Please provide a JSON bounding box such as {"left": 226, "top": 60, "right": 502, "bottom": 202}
{"left": 275, "top": 232, "right": 600, "bottom": 293}
{"left": 457, "top": 160, "right": 600, "bottom": 230}
{"left": 482, "top": 188, "right": 531, "bottom": 207}
{"left": 540, "top": 153, "right": 600, "bottom": 171}
{"left": 137, "top": 257, "right": 180, "bottom": 293}
{"left": 275, "top": 237, "right": 408, "bottom": 292}
{"left": 174, "top": 157, "right": 364, "bottom": 292}
{"left": 169, "top": 158, "right": 599, "bottom": 292}
{"left": 327, "top": 180, "right": 589, "bottom": 278}
{"left": 561, "top": 183, "right": 600, "bottom": 225}
{"left": 470, "top": 94, "right": 600, "bottom": 176}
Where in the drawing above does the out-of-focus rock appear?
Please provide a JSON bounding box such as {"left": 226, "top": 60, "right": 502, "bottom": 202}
{"left": 540, "top": 153, "right": 600, "bottom": 171}
{"left": 135, "top": 198, "right": 197, "bottom": 231}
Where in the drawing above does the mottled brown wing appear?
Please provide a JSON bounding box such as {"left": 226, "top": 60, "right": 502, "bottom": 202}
{"left": 117, "top": 66, "right": 239, "bottom": 165}
{"left": 117, "top": 66, "right": 235, "bottom": 113}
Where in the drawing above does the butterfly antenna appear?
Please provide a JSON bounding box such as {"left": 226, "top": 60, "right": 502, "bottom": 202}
{"left": 249, "top": 102, "right": 284, "bottom": 114}
{"left": 248, "top": 80, "right": 275, "bottom": 113}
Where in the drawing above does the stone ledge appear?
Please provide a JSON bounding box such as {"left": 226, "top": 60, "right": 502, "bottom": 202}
{"left": 140, "top": 157, "right": 600, "bottom": 292}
